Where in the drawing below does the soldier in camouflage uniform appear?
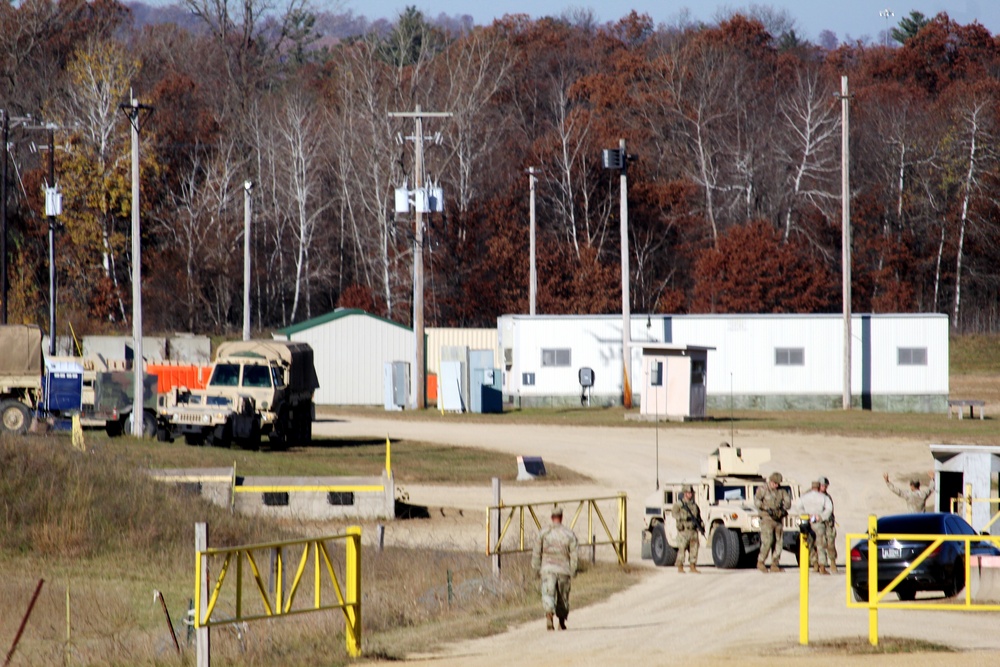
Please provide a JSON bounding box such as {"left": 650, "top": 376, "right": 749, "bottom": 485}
{"left": 671, "top": 484, "right": 703, "bottom": 573}
{"left": 883, "top": 470, "right": 936, "bottom": 512}
{"left": 818, "top": 476, "right": 838, "bottom": 574}
{"left": 792, "top": 479, "right": 833, "bottom": 574}
{"left": 754, "top": 471, "right": 791, "bottom": 573}
{"left": 532, "top": 506, "right": 579, "bottom": 631}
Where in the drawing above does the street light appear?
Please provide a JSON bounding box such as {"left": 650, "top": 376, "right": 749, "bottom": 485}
{"left": 880, "top": 8, "right": 894, "bottom": 47}
{"left": 602, "top": 139, "right": 638, "bottom": 410}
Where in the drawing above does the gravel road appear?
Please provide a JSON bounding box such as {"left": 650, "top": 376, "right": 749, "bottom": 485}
{"left": 316, "top": 414, "right": 1000, "bottom": 666}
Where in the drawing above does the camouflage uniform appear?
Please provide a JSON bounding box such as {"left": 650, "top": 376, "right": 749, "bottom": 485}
{"left": 885, "top": 477, "right": 935, "bottom": 513}
{"left": 755, "top": 472, "right": 791, "bottom": 572}
{"left": 792, "top": 484, "right": 833, "bottom": 573}
{"left": 671, "top": 487, "right": 702, "bottom": 572}
{"left": 532, "top": 508, "right": 579, "bottom": 630}
{"left": 818, "top": 477, "right": 837, "bottom": 573}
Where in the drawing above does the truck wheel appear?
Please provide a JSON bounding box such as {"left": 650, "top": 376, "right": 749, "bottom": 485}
{"left": 651, "top": 525, "right": 677, "bottom": 566}
{"left": 712, "top": 526, "right": 742, "bottom": 569}
{"left": 156, "top": 425, "right": 171, "bottom": 443}
{"left": 0, "top": 400, "right": 31, "bottom": 435}
{"left": 125, "top": 411, "right": 157, "bottom": 438}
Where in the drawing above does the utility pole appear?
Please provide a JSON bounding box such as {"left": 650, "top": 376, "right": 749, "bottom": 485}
{"left": 1, "top": 109, "right": 8, "bottom": 325}
{"left": 120, "top": 96, "right": 153, "bottom": 437}
{"left": 46, "top": 127, "right": 55, "bottom": 356}
{"left": 839, "top": 75, "right": 852, "bottom": 410}
{"left": 528, "top": 167, "right": 538, "bottom": 316}
{"left": 243, "top": 180, "right": 253, "bottom": 341}
{"left": 618, "top": 138, "right": 632, "bottom": 410}
{"left": 389, "top": 105, "right": 451, "bottom": 410}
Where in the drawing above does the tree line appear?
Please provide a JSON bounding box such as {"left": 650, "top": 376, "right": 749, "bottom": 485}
{"left": 2, "top": 1, "right": 999, "bottom": 338}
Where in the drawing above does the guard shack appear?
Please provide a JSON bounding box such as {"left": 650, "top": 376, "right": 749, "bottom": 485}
{"left": 639, "top": 343, "right": 715, "bottom": 421}
{"left": 931, "top": 444, "right": 1000, "bottom": 534}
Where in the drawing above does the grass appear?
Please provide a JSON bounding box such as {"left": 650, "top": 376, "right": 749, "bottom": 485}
{"left": 808, "top": 636, "right": 955, "bottom": 654}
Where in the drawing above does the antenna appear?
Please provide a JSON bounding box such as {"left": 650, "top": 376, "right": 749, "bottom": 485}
{"left": 730, "top": 372, "right": 734, "bottom": 447}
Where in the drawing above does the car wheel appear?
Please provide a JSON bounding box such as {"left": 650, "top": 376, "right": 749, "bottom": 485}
{"left": 943, "top": 558, "right": 965, "bottom": 598}
{"left": 651, "top": 525, "right": 677, "bottom": 566}
{"left": 896, "top": 586, "right": 916, "bottom": 601}
{"left": 852, "top": 586, "right": 869, "bottom": 602}
{"left": 712, "top": 525, "right": 741, "bottom": 569}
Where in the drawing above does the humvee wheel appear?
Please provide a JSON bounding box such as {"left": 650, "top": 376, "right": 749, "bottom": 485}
{"left": 712, "top": 525, "right": 742, "bottom": 569}
{"left": 651, "top": 525, "right": 677, "bottom": 566}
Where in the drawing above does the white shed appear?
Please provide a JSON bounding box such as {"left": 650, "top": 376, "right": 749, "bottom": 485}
{"left": 639, "top": 343, "right": 715, "bottom": 421}
{"left": 497, "top": 313, "right": 949, "bottom": 412}
{"left": 274, "top": 309, "right": 413, "bottom": 406}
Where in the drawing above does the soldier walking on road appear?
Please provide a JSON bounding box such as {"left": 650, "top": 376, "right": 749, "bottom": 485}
{"left": 792, "top": 479, "right": 833, "bottom": 574}
{"left": 672, "top": 484, "right": 703, "bottom": 573}
{"left": 818, "top": 476, "right": 838, "bottom": 574}
{"left": 755, "top": 472, "right": 791, "bottom": 573}
{"left": 883, "top": 470, "right": 936, "bottom": 512}
{"left": 532, "top": 506, "right": 579, "bottom": 631}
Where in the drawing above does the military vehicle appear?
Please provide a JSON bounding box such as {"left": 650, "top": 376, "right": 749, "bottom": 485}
{"left": 156, "top": 339, "right": 319, "bottom": 448}
{"left": 641, "top": 445, "right": 802, "bottom": 568}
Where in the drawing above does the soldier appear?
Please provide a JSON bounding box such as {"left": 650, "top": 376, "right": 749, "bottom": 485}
{"left": 531, "top": 506, "right": 579, "bottom": 631}
{"left": 817, "top": 476, "right": 838, "bottom": 574}
{"left": 883, "top": 470, "right": 936, "bottom": 512}
{"left": 671, "top": 484, "right": 704, "bottom": 573}
{"left": 792, "top": 479, "right": 833, "bottom": 574}
{"left": 755, "top": 471, "right": 791, "bottom": 573}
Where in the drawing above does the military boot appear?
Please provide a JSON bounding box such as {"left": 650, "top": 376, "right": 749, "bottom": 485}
{"left": 677, "top": 562, "right": 685, "bottom": 573}
{"left": 546, "top": 613, "right": 554, "bottom": 631}
{"left": 769, "top": 562, "right": 782, "bottom": 573}
{"left": 688, "top": 563, "right": 700, "bottom": 573}
{"left": 829, "top": 564, "right": 839, "bottom": 574}
{"left": 558, "top": 617, "right": 567, "bottom": 630}
{"left": 818, "top": 565, "right": 830, "bottom": 575}
{"left": 757, "top": 561, "right": 768, "bottom": 573}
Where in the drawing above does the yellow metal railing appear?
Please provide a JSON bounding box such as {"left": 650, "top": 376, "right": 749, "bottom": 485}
{"left": 486, "top": 494, "right": 628, "bottom": 565}
{"left": 846, "top": 515, "right": 1000, "bottom": 646}
{"left": 949, "top": 483, "right": 1000, "bottom": 534}
{"left": 194, "top": 528, "right": 362, "bottom": 657}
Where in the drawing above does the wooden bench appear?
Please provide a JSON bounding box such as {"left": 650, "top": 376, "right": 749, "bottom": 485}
{"left": 948, "top": 399, "right": 985, "bottom": 420}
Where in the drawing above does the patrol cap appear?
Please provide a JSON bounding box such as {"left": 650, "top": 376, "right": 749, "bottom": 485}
{"left": 816, "top": 476, "right": 830, "bottom": 486}
{"left": 768, "top": 472, "right": 783, "bottom": 484}
{"left": 682, "top": 484, "right": 695, "bottom": 494}
{"left": 551, "top": 506, "right": 564, "bottom": 518}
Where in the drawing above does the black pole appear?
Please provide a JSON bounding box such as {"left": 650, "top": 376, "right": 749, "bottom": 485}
{"left": 1, "top": 109, "right": 8, "bottom": 325}
{"left": 48, "top": 127, "right": 55, "bottom": 355}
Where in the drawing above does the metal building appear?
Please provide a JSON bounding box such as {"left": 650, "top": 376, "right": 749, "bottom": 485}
{"left": 274, "top": 309, "right": 412, "bottom": 406}
{"left": 498, "top": 313, "right": 949, "bottom": 412}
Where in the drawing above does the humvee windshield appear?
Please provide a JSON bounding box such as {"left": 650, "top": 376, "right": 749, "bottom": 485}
{"left": 716, "top": 483, "right": 747, "bottom": 501}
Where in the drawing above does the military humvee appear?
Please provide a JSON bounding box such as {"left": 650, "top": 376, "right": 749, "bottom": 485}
{"left": 641, "top": 445, "right": 802, "bottom": 568}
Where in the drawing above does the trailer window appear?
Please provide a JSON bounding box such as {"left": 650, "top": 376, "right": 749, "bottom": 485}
{"left": 210, "top": 364, "right": 240, "bottom": 387}
{"left": 242, "top": 365, "right": 272, "bottom": 388}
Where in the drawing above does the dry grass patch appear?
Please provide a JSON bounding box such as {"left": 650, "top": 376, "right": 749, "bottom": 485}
{"left": 809, "top": 636, "right": 955, "bottom": 655}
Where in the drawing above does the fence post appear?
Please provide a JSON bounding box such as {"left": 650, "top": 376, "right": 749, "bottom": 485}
{"left": 195, "top": 522, "right": 210, "bottom": 667}
{"left": 799, "top": 514, "right": 810, "bottom": 645}
{"left": 867, "top": 514, "right": 878, "bottom": 646}
{"left": 345, "top": 526, "right": 362, "bottom": 657}
{"left": 491, "top": 478, "right": 501, "bottom": 576}
{"left": 376, "top": 524, "right": 385, "bottom": 552}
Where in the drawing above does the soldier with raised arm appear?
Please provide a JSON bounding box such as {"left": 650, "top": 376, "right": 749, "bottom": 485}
{"left": 755, "top": 472, "right": 791, "bottom": 573}
{"left": 883, "top": 470, "right": 936, "bottom": 512}
{"left": 531, "top": 506, "right": 579, "bottom": 631}
{"left": 671, "top": 484, "right": 704, "bottom": 573}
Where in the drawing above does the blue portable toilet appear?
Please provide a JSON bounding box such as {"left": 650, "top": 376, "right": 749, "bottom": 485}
{"left": 43, "top": 359, "right": 84, "bottom": 414}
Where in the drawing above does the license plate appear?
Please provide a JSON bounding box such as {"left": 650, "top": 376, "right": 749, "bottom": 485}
{"left": 881, "top": 548, "right": 901, "bottom": 559}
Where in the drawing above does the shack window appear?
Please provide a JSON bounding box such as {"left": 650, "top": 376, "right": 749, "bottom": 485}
{"left": 541, "top": 349, "right": 571, "bottom": 367}
{"left": 775, "top": 348, "right": 804, "bottom": 366}
{"left": 898, "top": 347, "right": 927, "bottom": 366}
{"left": 650, "top": 361, "right": 663, "bottom": 386}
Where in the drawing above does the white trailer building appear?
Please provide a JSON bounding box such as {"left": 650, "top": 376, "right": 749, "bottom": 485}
{"left": 497, "top": 313, "right": 949, "bottom": 412}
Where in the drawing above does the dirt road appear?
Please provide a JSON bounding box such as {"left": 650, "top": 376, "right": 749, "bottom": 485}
{"left": 317, "top": 414, "right": 1000, "bottom": 666}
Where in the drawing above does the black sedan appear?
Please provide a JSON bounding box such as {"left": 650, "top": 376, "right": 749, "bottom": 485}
{"left": 850, "top": 513, "right": 1000, "bottom": 601}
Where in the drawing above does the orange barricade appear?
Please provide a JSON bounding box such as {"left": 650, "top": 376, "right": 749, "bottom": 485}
{"left": 146, "top": 363, "right": 212, "bottom": 393}
{"left": 427, "top": 372, "right": 438, "bottom": 403}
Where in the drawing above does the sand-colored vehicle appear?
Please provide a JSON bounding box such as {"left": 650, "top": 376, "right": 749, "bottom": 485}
{"left": 642, "top": 446, "right": 802, "bottom": 568}
{"left": 156, "top": 339, "right": 319, "bottom": 448}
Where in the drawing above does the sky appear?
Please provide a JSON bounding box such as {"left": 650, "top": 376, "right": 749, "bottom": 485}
{"left": 338, "top": 1, "right": 1000, "bottom": 44}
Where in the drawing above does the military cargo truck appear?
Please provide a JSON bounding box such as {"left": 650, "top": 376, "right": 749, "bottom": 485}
{"left": 156, "top": 339, "right": 319, "bottom": 449}
{"left": 0, "top": 324, "right": 157, "bottom": 436}
{"left": 641, "top": 445, "right": 802, "bottom": 568}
